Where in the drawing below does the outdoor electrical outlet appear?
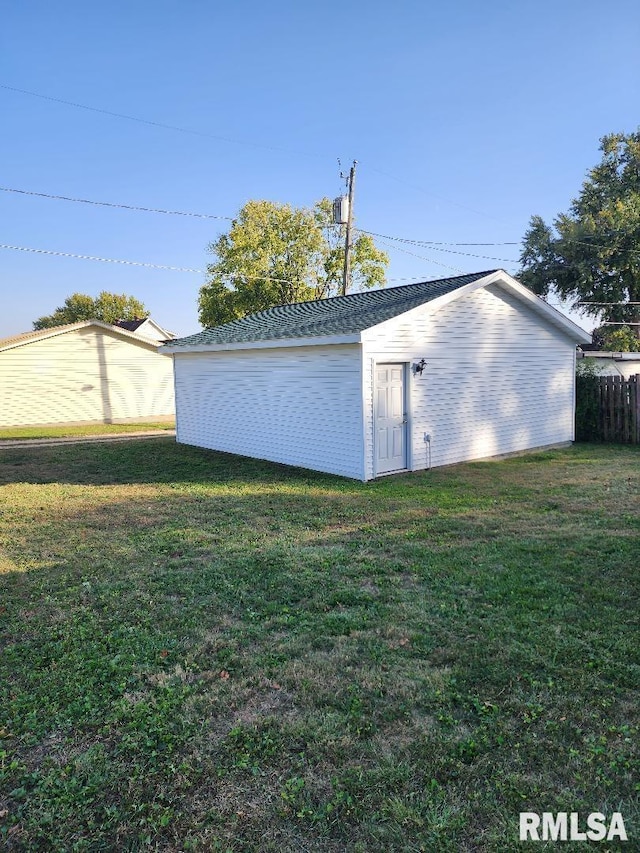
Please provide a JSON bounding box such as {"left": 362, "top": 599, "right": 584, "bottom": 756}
{"left": 424, "top": 433, "right": 431, "bottom": 442}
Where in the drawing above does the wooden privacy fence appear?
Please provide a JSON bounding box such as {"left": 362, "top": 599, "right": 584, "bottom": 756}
{"left": 576, "top": 374, "right": 640, "bottom": 443}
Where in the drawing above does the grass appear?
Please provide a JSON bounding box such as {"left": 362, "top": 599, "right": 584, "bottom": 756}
{"left": 0, "top": 421, "right": 175, "bottom": 441}
{"left": 0, "top": 440, "right": 638, "bottom": 851}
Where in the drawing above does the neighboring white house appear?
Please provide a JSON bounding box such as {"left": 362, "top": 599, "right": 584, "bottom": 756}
{"left": 577, "top": 350, "right": 640, "bottom": 379}
{"left": 163, "top": 270, "right": 591, "bottom": 481}
{"left": 113, "top": 317, "right": 175, "bottom": 342}
{"left": 0, "top": 320, "right": 175, "bottom": 427}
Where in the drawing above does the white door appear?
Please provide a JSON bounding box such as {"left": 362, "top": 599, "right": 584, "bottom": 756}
{"left": 375, "top": 364, "right": 407, "bottom": 475}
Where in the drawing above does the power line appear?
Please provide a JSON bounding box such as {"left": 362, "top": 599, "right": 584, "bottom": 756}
{"left": 0, "top": 186, "right": 631, "bottom": 293}
{"left": 0, "top": 241, "right": 363, "bottom": 284}
{"left": 0, "top": 183, "right": 523, "bottom": 263}
{"left": 5, "top": 84, "right": 640, "bottom": 260}
{"left": 0, "top": 240, "right": 498, "bottom": 287}
{"left": 0, "top": 187, "right": 233, "bottom": 220}
{"left": 1, "top": 183, "right": 525, "bottom": 244}
{"left": 361, "top": 227, "right": 640, "bottom": 261}
{"left": 0, "top": 243, "right": 297, "bottom": 284}
{"left": 359, "top": 229, "right": 519, "bottom": 263}
{"left": 3, "top": 183, "right": 634, "bottom": 281}
{"left": 2, "top": 84, "right": 503, "bottom": 224}
{"left": 545, "top": 236, "right": 640, "bottom": 255}
{"left": 0, "top": 239, "right": 596, "bottom": 332}
{"left": 4, "top": 182, "right": 635, "bottom": 262}
{"left": 4, "top": 83, "right": 517, "bottom": 229}
{"left": 0, "top": 83, "right": 319, "bottom": 158}
{"left": 0, "top": 186, "right": 515, "bottom": 268}
{"left": 0, "top": 182, "right": 521, "bottom": 258}
{"left": 401, "top": 240, "right": 519, "bottom": 246}
{"left": 372, "top": 237, "right": 574, "bottom": 305}
{"left": 0, "top": 243, "right": 205, "bottom": 272}
{"left": 373, "top": 235, "right": 466, "bottom": 275}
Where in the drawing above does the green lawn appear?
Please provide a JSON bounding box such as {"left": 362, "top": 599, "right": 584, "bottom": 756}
{"left": 0, "top": 421, "right": 175, "bottom": 441}
{"left": 0, "top": 441, "right": 638, "bottom": 851}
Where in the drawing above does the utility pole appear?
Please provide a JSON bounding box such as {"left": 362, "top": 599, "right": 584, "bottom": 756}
{"left": 341, "top": 160, "right": 357, "bottom": 296}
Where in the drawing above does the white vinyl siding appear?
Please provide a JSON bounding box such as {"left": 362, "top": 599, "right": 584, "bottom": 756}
{"left": 362, "top": 283, "right": 577, "bottom": 479}
{"left": 174, "top": 344, "right": 364, "bottom": 479}
{"left": 0, "top": 328, "right": 174, "bottom": 426}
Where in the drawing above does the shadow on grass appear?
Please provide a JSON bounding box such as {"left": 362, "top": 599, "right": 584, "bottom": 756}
{"left": 0, "top": 437, "right": 361, "bottom": 489}
{"left": 2, "top": 436, "right": 638, "bottom": 491}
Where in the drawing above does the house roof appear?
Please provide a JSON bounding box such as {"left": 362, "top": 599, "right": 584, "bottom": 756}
{"left": 113, "top": 317, "right": 176, "bottom": 340}
{"left": 0, "top": 320, "right": 167, "bottom": 353}
{"left": 163, "top": 269, "right": 591, "bottom": 353}
{"left": 166, "top": 271, "right": 497, "bottom": 349}
{"left": 113, "top": 318, "right": 148, "bottom": 332}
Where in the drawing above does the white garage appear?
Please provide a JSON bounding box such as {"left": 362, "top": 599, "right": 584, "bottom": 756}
{"left": 0, "top": 320, "right": 175, "bottom": 427}
{"left": 163, "top": 270, "right": 590, "bottom": 480}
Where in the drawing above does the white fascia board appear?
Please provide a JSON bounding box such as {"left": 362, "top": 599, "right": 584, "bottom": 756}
{"left": 162, "top": 332, "right": 361, "bottom": 355}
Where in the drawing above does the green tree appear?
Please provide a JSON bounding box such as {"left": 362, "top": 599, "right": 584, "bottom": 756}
{"left": 33, "top": 291, "right": 149, "bottom": 330}
{"left": 519, "top": 131, "right": 640, "bottom": 346}
{"left": 591, "top": 323, "right": 640, "bottom": 352}
{"left": 198, "top": 198, "right": 388, "bottom": 327}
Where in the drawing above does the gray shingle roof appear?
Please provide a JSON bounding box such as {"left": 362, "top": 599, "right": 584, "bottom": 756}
{"left": 113, "top": 318, "right": 147, "bottom": 332}
{"left": 168, "top": 271, "right": 497, "bottom": 348}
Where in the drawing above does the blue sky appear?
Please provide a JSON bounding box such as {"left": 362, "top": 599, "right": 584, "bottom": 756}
{"left": 1, "top": 0, "right": 638, "bottom": 339}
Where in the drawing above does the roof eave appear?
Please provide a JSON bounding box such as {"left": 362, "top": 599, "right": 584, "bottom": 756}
{"left": 162, "top": 332, "right": 362, "bottom": 354}
{"left": 0, "top": 320, "right": 169, "bottom": 353}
